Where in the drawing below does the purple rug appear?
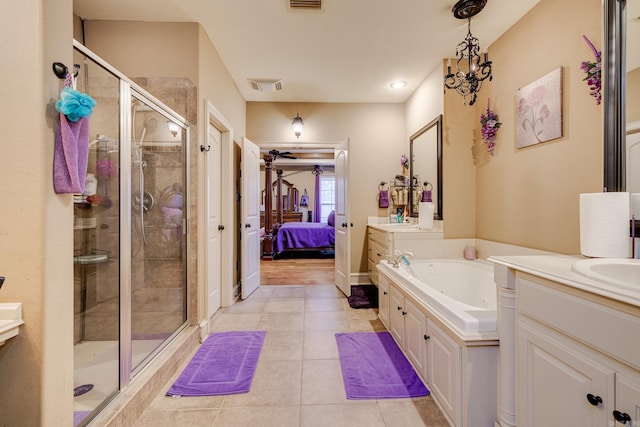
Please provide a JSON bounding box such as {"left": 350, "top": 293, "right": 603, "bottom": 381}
{"left": 335, "top": 331, "right": 429, "bottom": 399}
{"left": 167, "top": 330, "right": 266, "bottom": 397}
{"left": 347, "top": 284, "right": 379, "bottom": 309}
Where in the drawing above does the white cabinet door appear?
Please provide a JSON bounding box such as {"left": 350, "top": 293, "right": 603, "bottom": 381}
{"left": 378, "top": 274, "right": 390, "bottom": 329}
{"left": 518, "top": 318, "right": 614, "bottom": 427}
{"left": 427, "top": 319, "right": 461, "bottom": 427}
{"left": 614, "top": 373, "right": 640, "bottom": 426}
{"left": 389, "top": 285, "right": 405, "bottom": 348}
{"left": 404, "top": 298, "right": 428, "bottom": 382}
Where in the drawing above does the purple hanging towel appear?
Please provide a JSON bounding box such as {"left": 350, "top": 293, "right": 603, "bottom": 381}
{"left": 53, "top": 113, "right": 90, "bottom": 194}
{"left": 378, "top": 190, "right": 389, "bottom": 208}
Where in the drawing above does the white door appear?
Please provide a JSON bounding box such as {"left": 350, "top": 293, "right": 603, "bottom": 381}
{"left": 334, "top": 139, "right": 350, "bottom": 296}
{"left": 206, "top": 124, "right": 222, "bottom": 317}
{"left": 241, "top": 137, "right": 261, "bottom": 299}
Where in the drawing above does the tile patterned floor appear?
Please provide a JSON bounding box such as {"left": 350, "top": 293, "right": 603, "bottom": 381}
{"left": 133, "top": 285, "right": 450, "bottom": 427}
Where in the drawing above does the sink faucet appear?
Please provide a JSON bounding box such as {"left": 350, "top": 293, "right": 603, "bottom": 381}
{"left": 390, "top": 250, "right": 414, "bottom": 268}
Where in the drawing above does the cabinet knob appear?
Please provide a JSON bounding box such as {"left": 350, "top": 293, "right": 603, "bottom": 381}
{"left": 424, "top": 334, "right": 430, "bottom": 341}
{"left": 383, "top": 291, "right": 388, "bottom": 295}
{"left": 613, "top": 410, "right": 631, "bottom": 424}
{"left": 218, "top": 225, "right": 225, "bottom": 230}
{"left": 586, "top": 394, "right": 602, "bottom": 406}
{"left": 402, "top": 311, "right": 407, "bottom": 316}
{"left": 245, "top": 223, "right": 251, "bottom": 228}
{"left": 397, "top": 306, "right": 402, "bottom": 311}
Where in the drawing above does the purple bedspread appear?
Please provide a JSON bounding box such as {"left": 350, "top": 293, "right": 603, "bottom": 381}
{"left": 275, "top": 222, "right": 335, "bottom": 252}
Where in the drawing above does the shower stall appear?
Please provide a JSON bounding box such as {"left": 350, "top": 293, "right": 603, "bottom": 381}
{"left": 72, "top": 42, "right": 190, "bottom": 426}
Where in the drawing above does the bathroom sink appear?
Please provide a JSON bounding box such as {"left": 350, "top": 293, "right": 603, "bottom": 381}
{"left": 571, "top": 258, "right": 640, "bottom": 288}
{"left": 0, "top": 303, "right": 23, "bottom": 346}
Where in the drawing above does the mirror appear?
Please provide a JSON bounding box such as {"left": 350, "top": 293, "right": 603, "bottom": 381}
{"left": 409, "top": 115, "right": 443, "bottom": 220}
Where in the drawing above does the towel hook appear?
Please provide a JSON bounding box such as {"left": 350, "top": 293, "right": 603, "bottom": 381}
{"left": 52, "top": 62, "right": 80, "bottom": 79}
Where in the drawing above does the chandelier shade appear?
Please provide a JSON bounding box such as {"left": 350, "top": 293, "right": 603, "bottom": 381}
{"left": 444, "top": 0, "right": 492, "bottom": 106}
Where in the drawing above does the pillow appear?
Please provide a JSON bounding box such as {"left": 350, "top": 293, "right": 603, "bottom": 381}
{"left": 327, "top": 210, "right": 335, "bottom": 227}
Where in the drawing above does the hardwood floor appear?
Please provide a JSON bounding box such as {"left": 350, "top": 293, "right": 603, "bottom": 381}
{"left": 260, "top": 256, "right": 335, "bottom": 285}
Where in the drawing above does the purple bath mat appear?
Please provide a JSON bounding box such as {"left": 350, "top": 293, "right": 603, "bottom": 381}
{"left": 167, "top": 330, "right": 266, "bottom": 397}
{"left": 335, "top": 331, "right": 429, "bottom": 399}
{"left": 348, "top": 284, "right": 379, "bottom": 309}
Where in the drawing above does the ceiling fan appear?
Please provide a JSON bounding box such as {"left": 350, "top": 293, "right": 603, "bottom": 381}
{"left": 269, "top": 149, "right": 297, "bottom": 160}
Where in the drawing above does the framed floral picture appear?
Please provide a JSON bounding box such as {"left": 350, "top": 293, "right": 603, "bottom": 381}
{"left": 516, "top": 67, "right": 563, "bottom": 148}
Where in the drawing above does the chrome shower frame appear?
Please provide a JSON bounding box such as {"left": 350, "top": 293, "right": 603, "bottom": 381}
{"left": 73, "top": 40, "right": 191, "bottom": 395}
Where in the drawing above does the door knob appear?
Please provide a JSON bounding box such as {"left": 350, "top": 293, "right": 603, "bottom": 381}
{"left": 613, "top": 410, "right": 631, "bottom": 424}
{"left": 586, "top": 394, "right": 602, "bottom": 406}
{"left": 245, "top": 223, "right": 251, "bottom": 228}
{"left": 342, "top": 222, "right": 348, "bottom": 227}
{"left": 218, "top": 225, "right": 225, "bottom": 231}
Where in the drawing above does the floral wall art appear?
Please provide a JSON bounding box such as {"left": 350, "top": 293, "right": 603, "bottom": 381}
{"left": 516, "top": 67, "right": 563, "bottom": 149}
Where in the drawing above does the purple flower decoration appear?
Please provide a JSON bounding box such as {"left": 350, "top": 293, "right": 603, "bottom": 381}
{"left": 480, "top": 98, "right": 501, "bottom": 156}
{"left": 55, "top": 87, "right": 96, "bottom": 122}
{"left": 581, "top": 35, "right": 601, "bottom": 105}
{"left": 401, "top": 153, "right": 409, "bottom": 168}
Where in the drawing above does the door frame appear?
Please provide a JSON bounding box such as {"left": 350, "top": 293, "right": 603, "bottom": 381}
{"left": 198, "top": 100, "right": 234, "bottom": 339}
{"left": 253, "top": 140, "right": 350, "bottom": 292}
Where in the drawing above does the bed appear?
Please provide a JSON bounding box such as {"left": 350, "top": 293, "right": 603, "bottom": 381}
{"left": 275, "top": 220, "right": 335, "bottom": 253}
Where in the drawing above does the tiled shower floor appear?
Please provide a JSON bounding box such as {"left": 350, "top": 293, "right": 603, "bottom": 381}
{"left": 133, "top": 285, "right": 450, "bottom": 427}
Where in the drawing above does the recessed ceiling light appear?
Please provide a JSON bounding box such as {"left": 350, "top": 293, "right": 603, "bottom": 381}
{"left": 390, "top": 80, "right": 407, "bottom": 89}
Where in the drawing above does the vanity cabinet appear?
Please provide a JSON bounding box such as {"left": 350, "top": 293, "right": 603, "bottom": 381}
{"left": 427, "top": 319, "right": 461, "bottom": 426}
{"left": 388, "top": 284, "right": 428, "bottom": 382}
{"left": 516, "top": 273, "right": 640, "bottom": 427}
{"left": 378, "top": 274, "right": 390, "bottom": 329}
{"left": 367, "top": 226, "right": 391, "bottom": 285}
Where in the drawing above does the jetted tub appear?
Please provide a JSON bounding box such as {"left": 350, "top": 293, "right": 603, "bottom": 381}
{"left": 378, "top": 258, "right": 497, "bottom": 337}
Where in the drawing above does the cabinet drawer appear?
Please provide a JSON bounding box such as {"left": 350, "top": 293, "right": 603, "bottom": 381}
{"left": 518, "top": 275, "right": 640, "bottom": 370}
{"left": 373, "top": 229, "right": 390, "bottom": 249}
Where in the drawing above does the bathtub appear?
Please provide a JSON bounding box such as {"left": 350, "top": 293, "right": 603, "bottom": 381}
{"left": 377, "top": 258, "right": 497, "bottom": 338}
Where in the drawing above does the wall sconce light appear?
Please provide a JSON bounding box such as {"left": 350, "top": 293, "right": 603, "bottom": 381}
{"left": 443, "top": 0, "right": 492, "bottom": 106}
{"left": 167, "top": 121, "right": 180, "bottom": 138}
{"left": 292, "top": 113, "right": 304, "bottom": 139}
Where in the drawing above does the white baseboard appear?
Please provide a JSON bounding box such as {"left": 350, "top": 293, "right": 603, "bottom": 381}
{"left": 351, "top": 272, "right": 373, "bottom": 285}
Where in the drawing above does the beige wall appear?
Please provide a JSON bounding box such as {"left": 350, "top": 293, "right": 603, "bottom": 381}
{"left": 472, "top": 0, "right": 603, "bottom": 254}
{"left": 0, "top": 0, "right": 74, "bottom": 425}
{"left": 247, "top": 102, "right": 406, "bottom": 273}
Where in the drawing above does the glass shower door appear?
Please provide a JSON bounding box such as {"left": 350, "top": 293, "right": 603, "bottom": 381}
{"left": 73, "top": 49, "right": 121, "bottom": 426}
{"left": 130, "top": 94, "right": 188, "bottom": 373}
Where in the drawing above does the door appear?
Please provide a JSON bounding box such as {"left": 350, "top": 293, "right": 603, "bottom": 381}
{"left": 206, "top": 123, "right": 222, "bottom": 317}
{"left": 241, "top": 137, "right": 261, "bottom": 299}
{"left": 334, "top": 139, "right": 350, "bottom": 296}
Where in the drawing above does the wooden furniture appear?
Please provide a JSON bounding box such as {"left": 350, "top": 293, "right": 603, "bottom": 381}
{"left": 261, "top": 164, "right": 302, "bottom": 259}
{"left": 260, "top": 211, "right": 303, "bottom": 229}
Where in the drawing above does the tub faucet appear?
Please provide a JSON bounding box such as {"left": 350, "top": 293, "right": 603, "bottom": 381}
{"left": 390, "top": 250, "right": 414, "bottom": 268}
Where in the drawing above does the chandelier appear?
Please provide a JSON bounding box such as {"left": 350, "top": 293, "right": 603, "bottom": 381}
{"left": 443, "top": 0, "right": 492, "bottom": 106}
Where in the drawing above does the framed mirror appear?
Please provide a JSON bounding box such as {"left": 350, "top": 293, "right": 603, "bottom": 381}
{"left": 409, "top": 114, "right": 443, "bottom": 220}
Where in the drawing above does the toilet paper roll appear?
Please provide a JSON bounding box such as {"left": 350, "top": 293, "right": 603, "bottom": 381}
{"left": 580, "top": 192, "right": 630, "bottom": 258}
{"left": 418, "top": 202, "right": 434, "bottom": 230}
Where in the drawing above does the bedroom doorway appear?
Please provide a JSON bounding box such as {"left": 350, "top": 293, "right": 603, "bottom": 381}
{"left": 257, "top": 142, "right": 341, "bottom": 286}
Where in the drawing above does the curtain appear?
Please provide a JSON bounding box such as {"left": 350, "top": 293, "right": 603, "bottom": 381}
{"left": 313, "top": 168, "right": 321, "bottom": 222}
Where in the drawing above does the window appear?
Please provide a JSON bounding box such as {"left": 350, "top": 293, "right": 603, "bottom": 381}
{"left": 319, "top": 175, "right": 335, "bottom": 223}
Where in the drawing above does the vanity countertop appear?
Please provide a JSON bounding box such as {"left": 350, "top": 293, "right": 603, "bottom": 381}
{"left": 367, "top": 221, "right": 443, "bottom": 236}
{"left": 489, "top": 254, "right": 640, "bottom": 308}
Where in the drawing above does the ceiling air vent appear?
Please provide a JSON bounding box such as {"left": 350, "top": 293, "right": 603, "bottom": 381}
{"left": 247, "top": 79, "right": 283, "bottom": 92}
{"left": 289, "top": 0, "right": 322, "bottom": 10}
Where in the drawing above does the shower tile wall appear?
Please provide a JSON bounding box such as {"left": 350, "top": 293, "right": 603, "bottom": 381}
{"left": 131, "top": 78, "right": 198, "bottom": 334}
